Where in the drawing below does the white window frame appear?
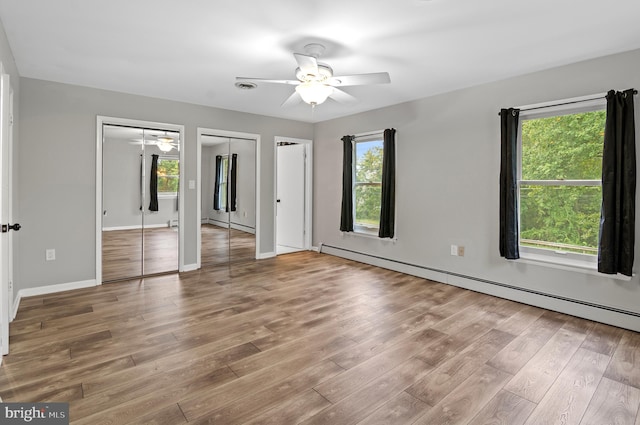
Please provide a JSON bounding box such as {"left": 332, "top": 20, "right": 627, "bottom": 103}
{"left": 352, "top": 132, "right": 384, "bottom": 235}
{"left": 517, "top": 97, "right": 606, "bottom": 271}
{"left": 216, "top": 154, "right": 229, "bottom": 210}
{"left": 157, "top": 156, "right": 180, "bottom": 198}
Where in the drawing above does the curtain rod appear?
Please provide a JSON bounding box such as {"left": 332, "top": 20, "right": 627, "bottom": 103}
{"left": 498, "top": 89, "right": 638, "bottom": 116}
{"left": 353, "top": 129, "right": 385, "bottom": 139}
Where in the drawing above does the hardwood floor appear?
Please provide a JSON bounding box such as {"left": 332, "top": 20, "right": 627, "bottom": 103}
{"left": 2, "top": 251, "right": 639, "bottom": 424}
{"left": 102, "top": 227, "right": 179, "bottom": 282}
{"left": 102, "top": 224, "right": 255, "bottom": 282}
{"left": 201, "top": 224, "right": 256, "bottom": 266}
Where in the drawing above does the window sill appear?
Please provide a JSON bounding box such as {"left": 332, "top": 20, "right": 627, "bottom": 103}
{"left": 158, "top": 193, "right": 178, "bottom": 199}
{"left": 341, "top": 230, "right": 397, "bottom": 243}
{"left": 517, "top": 252, "right": 631, "bottom": 281}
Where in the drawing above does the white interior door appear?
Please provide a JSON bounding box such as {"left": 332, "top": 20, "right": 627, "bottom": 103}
{"left": 0, "top": 72, "right": 12, "bottom": 357}
{"left": 276, "top": 144, "right": 305, "bottom": 250}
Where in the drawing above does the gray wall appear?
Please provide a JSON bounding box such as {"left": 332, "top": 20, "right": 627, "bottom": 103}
{"left": 313, "top": 48, "right": 640, "bottom": 322}
{"left": 230, "top": 138, "right": 256, "bottom": 232}
{"left": 202, "top": 140, "right": 256, "bottom": 232}
{"left": 17, "top": 77, "right": 312, "bottom": 291}
{"left": 201, "top": 145, "right": 216, "bottom": 223}
{"left": 102, "top": 137, "right": 179, "bottom": 229}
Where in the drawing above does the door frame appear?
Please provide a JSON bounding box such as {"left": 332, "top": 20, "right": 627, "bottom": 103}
{"left": 0, "top": 65, "right": 12, "bottom": 358}
{"left": 274, "top": 136, "right": 313, "bottom": 254}
{"left": 95, "top": 116, "right": 185, "bottom": 284}
{"left": 196, "top": 127, "right": 261, "bottom": 269}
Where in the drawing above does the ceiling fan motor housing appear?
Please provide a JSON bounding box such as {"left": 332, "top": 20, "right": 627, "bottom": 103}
{"left": 296, "top": 63, "right": 333, "bottom": 83}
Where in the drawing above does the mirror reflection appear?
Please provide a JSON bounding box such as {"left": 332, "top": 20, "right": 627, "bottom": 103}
{"left": 201, "top": 135, "right": 256, "bottom": 266}
{"left": 102, "top": 124, "right": 180, "bottom": 282}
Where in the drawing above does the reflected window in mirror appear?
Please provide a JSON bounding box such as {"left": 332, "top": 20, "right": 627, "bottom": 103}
{"left": 157, "top": 157, "right": 180, "bottom": 198}
{"left": 214, "top": 155, "right": 229, "bottom": 211}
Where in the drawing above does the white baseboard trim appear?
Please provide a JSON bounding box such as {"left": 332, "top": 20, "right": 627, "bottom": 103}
{"left": 182, "top": 263, "right": 199, "bottom": 272}
{"left": 320, "top": 244, "right": 640, "bottom": 333}
{"left": 310, "top": 245, "right": 321, "bottom": 253}
{"left": 103, "top": 224, "right": 168, "bottom": 231}
{"left": 11, "top": 279, "right": 98, "bottom": 321}
{"left": 230, "top": 222, "right": 256, "bottom": 234}
{"left": 257, "top": 252, "right": 276, "bottom": 260}
{"left": 206, "top": 218, "right": 228, "bottom": 228}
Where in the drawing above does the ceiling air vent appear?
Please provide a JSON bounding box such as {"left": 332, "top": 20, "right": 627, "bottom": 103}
{"left": 235, "top": 82, "right": 257, "bottom": 90}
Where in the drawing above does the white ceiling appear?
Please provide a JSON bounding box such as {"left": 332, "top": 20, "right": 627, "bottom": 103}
{"left": 1, "top": 0, "right": 639, "bottom": 123}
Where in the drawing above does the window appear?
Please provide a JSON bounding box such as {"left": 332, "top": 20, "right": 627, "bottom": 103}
{"left": 518, "top": 100, "right": 606, "bottom": 266}
{"left": 157, "top": 157, "right": 180, "bottom": 196}
{"left": 354, "top": 136, "right": 384, "bottom": 233}
{"left": 217, "top": 155, "right": 229, "bottom": 210}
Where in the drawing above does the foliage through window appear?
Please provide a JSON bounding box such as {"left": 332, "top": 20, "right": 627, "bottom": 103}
{"left": 354, "top": 138, "right": 383, "bottom": 232}
{"left": 157, "top": 157, "right": 180, "bottom": 195}
{"left": 519, "top": 107, "right": 606, "bottom": 257}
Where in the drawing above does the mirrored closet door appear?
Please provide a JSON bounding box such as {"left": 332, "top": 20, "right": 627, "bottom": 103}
{"left": 201, "top": 135, "right": 256, "bottom": 266}
{"left": 102, "top": 124, "right": 180, "bottom": 282}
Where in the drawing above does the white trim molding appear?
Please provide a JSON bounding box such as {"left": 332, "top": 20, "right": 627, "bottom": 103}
{"left": 257, "top": 252, "right": 276, "bottom": 260}
{"left": 182, "top": 263, "right": 199, "bottom": 273}
{"left": 320, "top": 244, "right": 640, "bottom": 333}
{"left": 197, "top": 127, "right": 261, "bottom": 269}
{"left": 96, "top": 116, "right": 186, "bottom": 284}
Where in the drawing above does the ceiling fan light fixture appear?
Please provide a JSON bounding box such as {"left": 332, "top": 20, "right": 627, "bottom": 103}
{"left": 157, "top": 141, "right": 174, "bottom": 152}
{"left": 295, "top": 82, "right": 333, "bottom": 106}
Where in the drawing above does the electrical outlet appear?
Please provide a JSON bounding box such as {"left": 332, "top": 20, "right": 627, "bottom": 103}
{"left": 46, "top": 249, "right": 56, "bottom": 261}
{"left": 457, "top": 246, "right": 465, "bottom": 257}
{"left": 450, "top": 245, "right": 458, "bottom": 256}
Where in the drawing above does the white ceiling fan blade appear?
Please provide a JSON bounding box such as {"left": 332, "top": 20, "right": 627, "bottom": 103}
{"left": 329, "top": 72, "right": 391, "bottom": 87}
{"left": 293, "top": 53, "right": 319, "bottom": 77}
{"left": 281, "top": 91, "right": 302, "bottom": 107}
{"left": 236, "top": 77, "right": 300, "bottom": 85}
{"left": 329, "top": 88, "right": 358, "bottom": 105}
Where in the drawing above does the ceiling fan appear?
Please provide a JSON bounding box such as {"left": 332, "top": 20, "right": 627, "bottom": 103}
{"left": 152, "top": 134, "right": 179, "bottom": 152}
{"left": 129, "top": 132, "right": 180, "bottom": 152}
{"left": 236, "top": 43, "right": 391, "bottom": 107}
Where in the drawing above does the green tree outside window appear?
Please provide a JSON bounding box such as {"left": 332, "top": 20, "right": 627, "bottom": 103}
{"left": 354, "top": 140, "right": 383, "bottom": 229}
{"left": 157, "top": 158, "right": 180, "bottom": 194}
{"left": 520, "top": 110, "right": 605, "bottom": 254}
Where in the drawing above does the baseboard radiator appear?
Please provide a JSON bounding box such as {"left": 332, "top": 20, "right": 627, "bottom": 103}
{"left": 318, "top": 243, "right": 640, "bottom": 332}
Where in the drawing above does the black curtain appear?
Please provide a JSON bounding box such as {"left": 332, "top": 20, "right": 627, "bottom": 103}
{"left": 229, "top": 153, "right": 238, "bottom": 212}
{"left": 149, "top": 154, "right": 159, "bottom": 212}
{"left": 340, "top": 135, "right": 354, "bottom": 232}
{"left": 598, "top": 89, "right": 637, "bottom": 276}
{"left": 213, "top": 155, "right": 222, "bottom": 211}
{"left": 499, "top": 108, "right": 520, "bottom": 259}
{"left": 379, "top": 128, "right": 396, "bottom": 238}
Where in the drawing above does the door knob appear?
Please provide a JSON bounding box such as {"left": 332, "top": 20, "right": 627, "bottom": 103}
{"left": 1, "top": 223, "right": 21, "bottom": 233}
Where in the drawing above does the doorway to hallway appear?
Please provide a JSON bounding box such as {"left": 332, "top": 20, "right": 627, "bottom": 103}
{"left": 275, "top": 137, "right": 312, "bottom": 255}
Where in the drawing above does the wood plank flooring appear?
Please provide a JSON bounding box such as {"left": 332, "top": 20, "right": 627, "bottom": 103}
{"left": 2, "top": 251, "right": 640, "bottom": 424}
{"left": 103, "top": 224, "right": 255, "bottom": 282}
{"left": 102, "top": 227, "right": 179, "bottom": 282}
{"left": 201, "top": 224, "right": 256, "bottom": 267}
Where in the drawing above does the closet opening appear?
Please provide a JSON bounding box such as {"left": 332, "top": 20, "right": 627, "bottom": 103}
{"left": 197, "top": 128, "right": 259, "bottom": 268}
{"left": 96, "top": 117, "right": 185, "bottom": 283}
